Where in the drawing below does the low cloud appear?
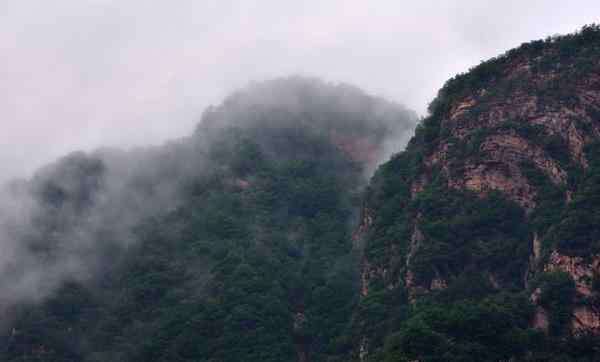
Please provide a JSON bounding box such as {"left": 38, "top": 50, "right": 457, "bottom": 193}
{"left": 2, "top": 1, "right": 599, "bottom": 183}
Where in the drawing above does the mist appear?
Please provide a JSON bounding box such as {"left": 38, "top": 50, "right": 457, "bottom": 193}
{"left": 0, "top": 0, "right": 598, "bottom": 317}
{"left": 0, "top": 76, "right": 416, "bottom": 316}
{"left": 2, "top": 1, "right": 600, "bottom": 184}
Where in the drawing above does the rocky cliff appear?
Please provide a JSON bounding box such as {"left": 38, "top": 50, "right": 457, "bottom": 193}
{"left": 353, "top": 25, "right": 600, "bottom": 361}
{"left": 2, "top": 27, "right": 600, "bottom": 362}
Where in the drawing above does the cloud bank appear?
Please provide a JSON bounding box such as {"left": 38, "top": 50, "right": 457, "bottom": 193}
{"left": 2, "top": 0, "right": 600, "bottom": 183}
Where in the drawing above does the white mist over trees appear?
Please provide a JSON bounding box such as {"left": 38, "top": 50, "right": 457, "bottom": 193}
{"left": 0, "top": 77, "right": 416, "bottom": 321}
{"left": 3, "top": 1, "right": 599, "bottom": 185}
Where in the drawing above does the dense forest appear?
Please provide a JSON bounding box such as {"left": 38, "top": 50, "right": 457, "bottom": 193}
{"left": 351, "top": 24, "right": 600, "bottom": 361}
{"left": 0, "top": 77, "right": 416, "bottom": 361}
{"left": 1, "top": 26, "right": 600, "bottom": 362}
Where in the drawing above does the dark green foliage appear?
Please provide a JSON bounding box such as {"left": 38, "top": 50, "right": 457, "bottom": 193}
{"left": 427, "top": 24, "right": 600, "bottom": 118}
{"left": 550, "top": 142, "right": 600, "bottom": 256}
{"left": 520, "top": 161, "right": 566, "bottom": 240}
{"left": 532, "top": 272, "right": 576, "bottom": 335}
{"left": 351, "top": 25, "right": 600, "bottom": 361}
{"left": 0, "top": 77, "right": 417, "bottom": 362}
{"left": 345, "top": 288, "right": 409, "bottom": 356}
{"left": 354, "top": 165, "right": 543, "bottom": 360}
{"left": 3, "top": 26, "right": 600, "bottom": 362}
{"left": 94, "top": 126, "right": 362, "bottom": 362}
{"left": 411, "top": 185, "right": 530, "bottom": 287}
{"left": 4, "top": 283, "right": 101, "bottom": 361}
{"left": 33, "top": 152, "right": 106, "bottom": 211}
{"left": 384, "top": 295, "right": 540, "bottom": 362}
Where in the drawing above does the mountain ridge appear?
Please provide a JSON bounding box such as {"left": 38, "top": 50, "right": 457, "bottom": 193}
{"left": 0, "top": 76, "right": 416, "bottom": 361}
{"left": 352, "top": 24, "right": 600, "bottom": 361}
{"left": 1, "top": 26, "right": 600, "bottom": 361}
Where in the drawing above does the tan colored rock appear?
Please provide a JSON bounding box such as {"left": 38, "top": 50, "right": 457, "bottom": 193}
{"left": 458, "top": 162, "right": 537, "bottom": 210}
{"left": 572, "top": 306, "right": 600, "bottom": 333}
{"left": 450, "top": 97, "right": 477, "bottom": 120}
{"left": 545, "top": 251, "right": 599, "bottom": 297}
{"left": 425, "top": 130, "right": 571, "bottom": 211}
{"left": 481, "top": 134, "right": 566, "bottom": 185}
{"left": 543, "top": 251, "right": 600, "bottom": 334}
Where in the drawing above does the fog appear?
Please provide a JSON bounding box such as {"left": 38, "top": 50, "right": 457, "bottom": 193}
{"left": 2, "top": 0, "right": 599, "bottom": 184}
{"left": 0, "top": 75, "right": 416, "bottom": 315}
{"left": 0, "top": 2, "right": 598, "bottom": 309}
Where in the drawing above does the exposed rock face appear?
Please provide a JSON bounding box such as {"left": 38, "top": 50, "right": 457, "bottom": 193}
{"left": 353, "top": 207, "right": 374, "bottom": 246}
{"left": 419, "top": 56, "right": 600, "bottom": 213}
{"left": 458, "top": 160, "right": 537, "bottom": 210}
{"left": 541, "top": 252, "right": 600, "bottom": 333}
{"left": 573, "top": 306, "right": 600, "bottom": 333}
{"left": 545, "top": 252, "right": 600, "bottom": 297}
{"left": 421, "top": 68, "right": 600, "bottom": 328}
{"left": 427, "top": 97, "right": 591, "bottom": 211}
{"left": 356, "top": 28, "right": 600, "bottom": 357}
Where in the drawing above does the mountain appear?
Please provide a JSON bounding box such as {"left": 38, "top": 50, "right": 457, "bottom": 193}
{"left": 0, "top": 76, "right": 416, "bottom": 361}
{"left": 1, "top": 25, "right": 600, "bottom": 362}
{"left": 351, "top": 25, "right": 600, "bottom": 361}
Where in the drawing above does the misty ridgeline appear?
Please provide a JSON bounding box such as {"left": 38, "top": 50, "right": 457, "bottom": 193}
{"left": 0, "top": 77, "right": 416, "bottom": 360}
{"left": 2, "top": 25, "right": 600, "bottom": 362}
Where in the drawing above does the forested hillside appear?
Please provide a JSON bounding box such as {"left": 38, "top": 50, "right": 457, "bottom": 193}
{"left": 2, "top": 25, "right": 600, "bottom": 362}
{"left": 0, "top": 77, "right": 416, "bottom": 361}
{"left": 352, "top": 25, "right": 600, "bottom": 361}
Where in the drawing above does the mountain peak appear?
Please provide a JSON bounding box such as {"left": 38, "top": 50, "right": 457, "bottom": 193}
{"left": 356, "top": 25, "right": 600, "bottom": 361}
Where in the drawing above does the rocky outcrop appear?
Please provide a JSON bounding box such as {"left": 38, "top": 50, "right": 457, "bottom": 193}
{"left": 420, "top": 60, "right": 600, "bottom": 212}
{"left": 545, "top": 252, "right": 600, "bottom": 297}
{"left": 410, "top": 49, "right": 600, "bottom": 334}
{"left": 353, "top": 207, "right": 374, "bottom": 247}
{"left": 528, "top": 251, "right": 600, "bottom": 335}
{"left": 457, "top": 161, "right": 537, "bottom": 210}
{"left": 354, "top": 28, "right": 600, "bottom": 360}
{"left": 481, "top": 134, "right": 566, "bottom": 184}
{"left": 573, "top": 306, "right": 600, "bottom": 334}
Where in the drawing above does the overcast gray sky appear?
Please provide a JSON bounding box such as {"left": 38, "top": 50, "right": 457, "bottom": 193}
{"left": 1, "top": 0, "right": 599, "bottom": 183}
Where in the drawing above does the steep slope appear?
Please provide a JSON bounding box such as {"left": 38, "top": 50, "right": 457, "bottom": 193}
{"left": 0, "top": 77, "right": 416, "bottom": 362}
{"left": 3, "top": 25, "right": 600, "bottom": 362}
{"left": 352, "top": 25, "right": 600, "bottom": 361}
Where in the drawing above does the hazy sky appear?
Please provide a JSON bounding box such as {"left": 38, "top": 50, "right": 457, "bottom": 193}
{"left": 2, "top": 1, "right": 599, "bottom": 183}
